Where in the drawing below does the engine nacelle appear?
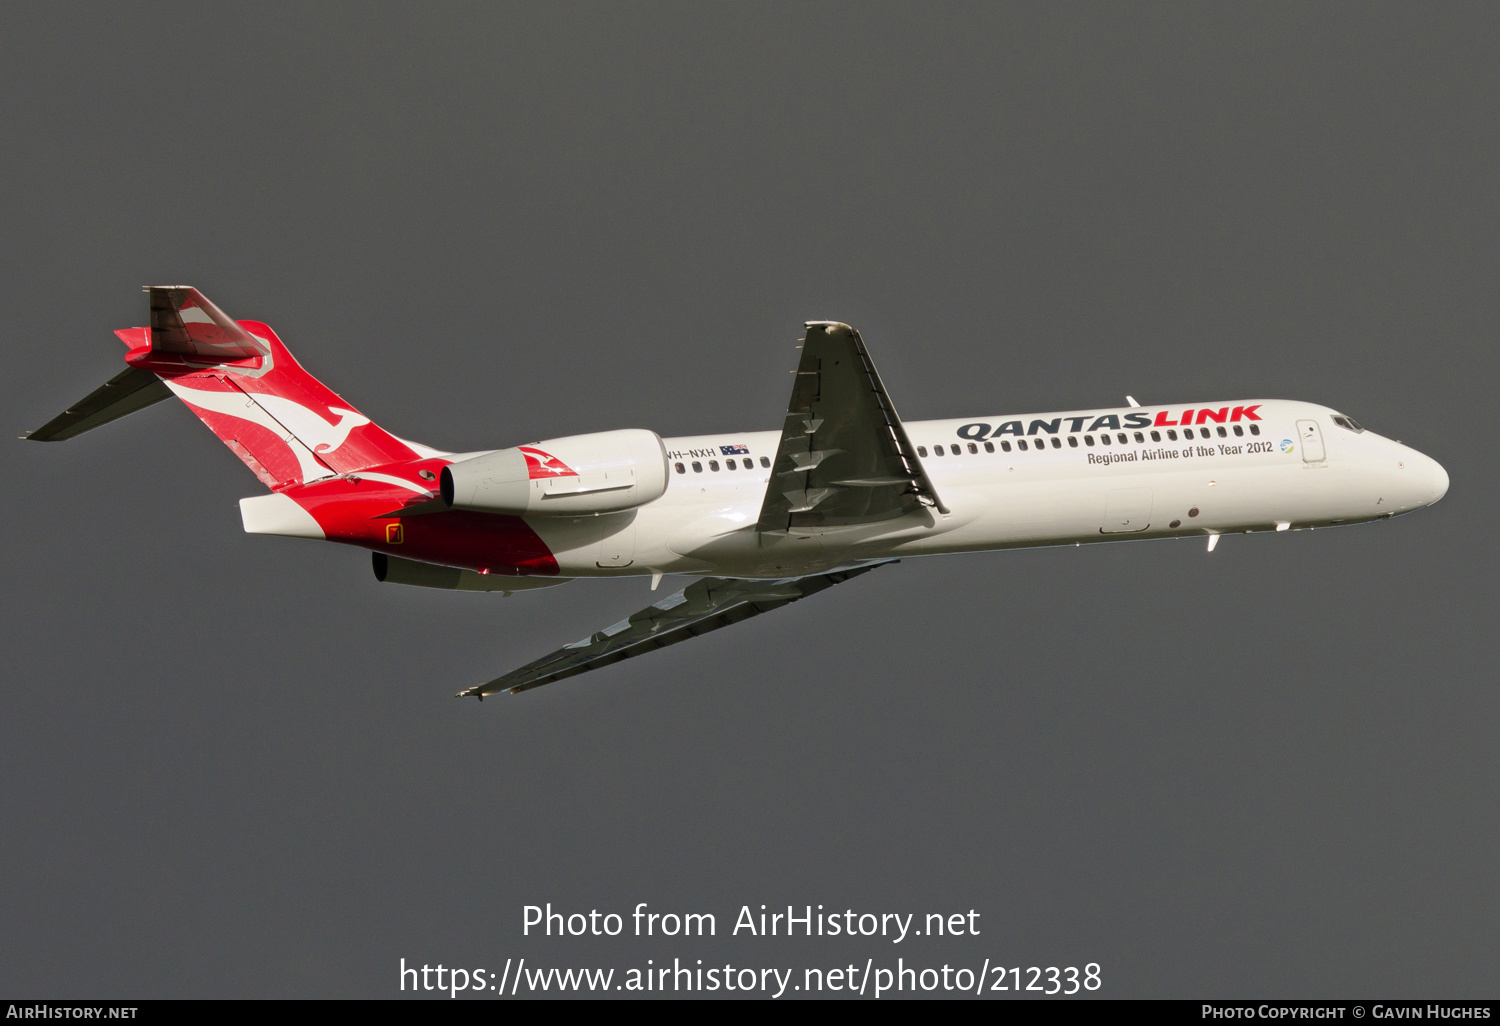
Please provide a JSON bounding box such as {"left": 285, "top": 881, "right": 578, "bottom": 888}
{"left": 440, "top": 428, "right": 668, "bottom": 516}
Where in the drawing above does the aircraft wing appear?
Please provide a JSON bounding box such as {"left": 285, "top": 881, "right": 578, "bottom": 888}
{"left": 757, "top": 321, "right": 945, "bottom": 533}
{"left": 459, "top": 564, "right": 886, "bottom": 697}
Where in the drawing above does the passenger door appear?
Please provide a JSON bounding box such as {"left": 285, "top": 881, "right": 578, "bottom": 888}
{"left": 1296, "top": 419, "right": 1326, "bottom": 463}
{"left": 1101, "top": 487, "right": 1153, "bottom": 533}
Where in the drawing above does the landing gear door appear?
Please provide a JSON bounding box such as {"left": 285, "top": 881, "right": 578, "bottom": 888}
{"left": 596, "top": 516, "right": 637, "bottom": 568}
{"left": 1101, "top": 487, "right": 1153, "bottom": 533}
{"left": 1297, "top": 419, "right": 1326, "bottom": 463}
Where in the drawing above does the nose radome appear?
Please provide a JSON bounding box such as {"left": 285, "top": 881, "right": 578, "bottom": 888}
{"left": 1402, "top": 448, "right": 1449, "bottom": 508}
{"left": 1424, "top": 454, "right": 1450, "bottom": 506}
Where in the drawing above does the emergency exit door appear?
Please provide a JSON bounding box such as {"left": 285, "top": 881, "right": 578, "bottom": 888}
{"left": 1296, "top": 419, "right": 1326, "bottom": 463}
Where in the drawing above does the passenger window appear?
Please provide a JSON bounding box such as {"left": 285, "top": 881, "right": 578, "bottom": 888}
{"left": 1000, "top": 441, "right": 1012, "bottom": 452}
{"left": 1117, "top": 433, "right": 1128, "bottom": 444}
{"left": 709, "top": 460, "right": 719, "bottom": 471}
{"left": 1249, "top": 425, "right": 1260, "bottom": 436}
{"left": 1216, "top": 426, "right": 1227, "bottom": 438}
{"left": 1018, "top": 439, "right": 1028, "bottom": 451}
{"left": 917, "top": 446, "right": 928, "bottom": 457}
{"left": 1051, "top": 437, "right": 1061, "bottom": 448}
{"left": 1150, "top": 430, "right": 1161, "bottom": 442}
{"left": 967, "top": 442, "right": 977, "bottom": 454}
{"left": 760, "top": 456, "right": 771, "bottom": 467}
{"left": 692, "top": 461, "right": 702, "bottom": 473}
{"left": 950, "top": 444, "right": 961, "bottom": 455}
{"left": 933, "top": 445, "right": 944, "bottom": 456}
{"left": 1100, "top": 434, "right": 1111, "bottom": 446}
{"left": 1133, "top": 431, "right": 1144, "bottom": 443}
{"left": 1167, "top": 429, "right": 1178, "bottom": 441}
{"left": 984, "top": 441, "right": 994, "bottom": 453}
{"left": 726, "top": 458, "right": 736, "bottom": 470}
{"left": 674, "top": 462, "right": 685, "bottom": 474}
{"left": 1233, "top": 425, "right": 1244, "bottom": 436}
{"left": 1067, "top": 436, "right": 1078, "bottom": 447}
{"left": 1085, "top": 435, "right": 1095, "bottom": 446}
{"left": 1183, "top": 428, "right": 1194, "bottom": 439}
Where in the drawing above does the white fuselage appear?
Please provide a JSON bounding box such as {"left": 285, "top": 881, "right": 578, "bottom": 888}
{"left": 528, "top": 400, "right": 1449, "bottom": 579}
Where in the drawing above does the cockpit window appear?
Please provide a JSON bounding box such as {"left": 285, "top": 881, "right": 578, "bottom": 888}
{"left": 1331, "top": 414, "right": 1365, "bottom": 433}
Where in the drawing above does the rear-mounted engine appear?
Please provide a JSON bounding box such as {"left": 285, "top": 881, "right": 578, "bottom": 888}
{"left": 440, "top": 428, "right": 669, "bottom": 516}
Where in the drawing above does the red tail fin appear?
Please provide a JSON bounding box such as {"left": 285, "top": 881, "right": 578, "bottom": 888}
{"left": 123, "top": 287, "right": 429, "bottom": 488}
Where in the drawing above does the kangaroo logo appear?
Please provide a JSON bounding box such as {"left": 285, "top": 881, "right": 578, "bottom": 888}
{"left": 169, "top": 383, "right": 373, "bottom": 484}
{"left": 175, "top": 387, "right": 371, "bottom": 454}
{"left": 518, "top": 446, "right": 578, "bottom": 479}
{"left": 252, "top": 395, "right": 371, "bottom": 453}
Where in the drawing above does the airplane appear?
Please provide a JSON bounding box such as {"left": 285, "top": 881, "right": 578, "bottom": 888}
{"left": 27, "top": 287, "right": 1450, "bottom": 698}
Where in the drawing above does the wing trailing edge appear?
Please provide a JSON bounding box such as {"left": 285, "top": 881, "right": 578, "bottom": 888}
{"left": 756, "top": 322, "right": 944, "bottom": 534}
{"left": 460, "top": 563, "right": 889, "bottom": 697}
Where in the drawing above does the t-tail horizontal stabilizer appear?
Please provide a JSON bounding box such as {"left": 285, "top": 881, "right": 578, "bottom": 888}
{"left": 146, "top": 285, "right": 268, "bottom": 360}
{"left": 24, "top": 366, "right": 171, "bottom": 441}
{"left": 28, "top": 286, "right": 429, "bottom": 492}
{"left": 23, "top": 285, "right": 264, "bottom": 443}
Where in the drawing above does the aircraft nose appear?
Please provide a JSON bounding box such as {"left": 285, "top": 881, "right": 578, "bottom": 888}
{"left": 1404, "top": 448, "right": 1449, "bottom": 508}
{"left": 1424, "top": 453, "right": 1450, "bottom": 506}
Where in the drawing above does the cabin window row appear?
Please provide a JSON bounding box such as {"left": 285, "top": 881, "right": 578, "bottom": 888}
{"left": 674, "top": 456, "right": 772, "bottom": 474}
{"left": 916, "top": 423, "right": 1260, "bottom": 457}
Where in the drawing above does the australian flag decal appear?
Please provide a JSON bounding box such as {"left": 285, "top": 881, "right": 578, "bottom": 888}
{"left": 720, "top": 443, "right": 749, "bottom": 455}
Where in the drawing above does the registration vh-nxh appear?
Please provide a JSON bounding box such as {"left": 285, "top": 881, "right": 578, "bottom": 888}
{"left": 29, "top": 288, "right": 1449, "bottom": 698}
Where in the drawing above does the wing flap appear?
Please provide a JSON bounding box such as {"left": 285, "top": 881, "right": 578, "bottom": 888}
{"left": 756, "top": 322, "right": 944, "bottom": 533}
{"left": 460, "top": 564, "right": 886, "bottom": 697}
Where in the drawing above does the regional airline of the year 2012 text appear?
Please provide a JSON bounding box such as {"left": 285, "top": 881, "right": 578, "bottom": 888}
{"left": 28, "top": 287, "right": 1449, "bottom": 697}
